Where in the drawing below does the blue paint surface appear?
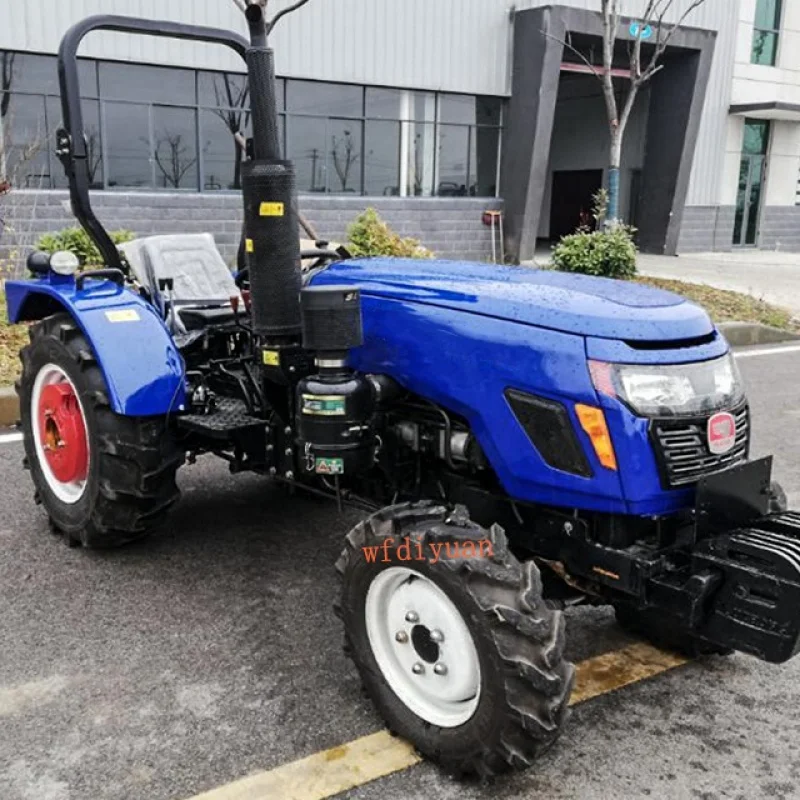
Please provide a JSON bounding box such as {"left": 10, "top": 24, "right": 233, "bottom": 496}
{"left": 5, "top": 276, "right": 185, "bottom": 416}
{"left": 311, "top": 259, "right": 724, "bottom": 516}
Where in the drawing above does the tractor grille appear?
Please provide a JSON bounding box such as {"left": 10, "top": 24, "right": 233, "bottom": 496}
{"left": 651, "top": 404, "right": 750, "bottom": 488}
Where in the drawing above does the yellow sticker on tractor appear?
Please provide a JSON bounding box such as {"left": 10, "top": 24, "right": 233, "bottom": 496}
{"left": 262, "top": 350, "right": 281, "bottom": 366}
{"left": 246, "top": 238, "right": 254, "bottom": 253}
{"left": 259, "top": 201, "right": 285, "bottom": 217}
{"left": 105, "top": 309, "right": 140, "bottom": 323}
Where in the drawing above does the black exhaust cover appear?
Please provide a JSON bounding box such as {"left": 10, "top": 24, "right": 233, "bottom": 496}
{"left": 241, "top": 159, "right": 302, "bottom": 337}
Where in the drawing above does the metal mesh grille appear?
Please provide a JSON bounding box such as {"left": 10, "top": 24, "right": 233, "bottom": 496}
{"left": 651, "top": 404, "right": 750, "bottom": 488}
{"left": 242, "top": 159, "right": 302, "bottom": 337}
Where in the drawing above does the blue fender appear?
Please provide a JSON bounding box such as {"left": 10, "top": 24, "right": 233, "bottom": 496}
{"left": 5, "top": 275, "right": 186, "bottom": 416}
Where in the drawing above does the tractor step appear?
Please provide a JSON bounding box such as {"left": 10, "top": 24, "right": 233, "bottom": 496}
{"left": 177, "top": 397, "right": 265, "bottom": 440}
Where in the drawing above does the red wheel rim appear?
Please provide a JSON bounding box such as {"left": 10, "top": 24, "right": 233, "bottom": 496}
{"left": 37, "top": 382, "right": 89, "bottom": 484}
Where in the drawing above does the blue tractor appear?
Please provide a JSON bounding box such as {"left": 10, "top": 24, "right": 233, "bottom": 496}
{"left": 6, "top": 9, "right": 800, "bottom": 777}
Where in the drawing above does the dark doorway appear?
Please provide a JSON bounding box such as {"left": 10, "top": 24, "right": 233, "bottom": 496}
{"left": 550, "top": 169, "right": 603, "bottom": 241}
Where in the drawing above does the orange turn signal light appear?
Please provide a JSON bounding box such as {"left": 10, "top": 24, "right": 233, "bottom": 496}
{"left": 575, "top": 403, "right": 618, "bottom": 471}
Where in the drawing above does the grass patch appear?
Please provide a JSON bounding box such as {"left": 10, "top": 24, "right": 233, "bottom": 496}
{"left": 0, "top": 290, "right": 27, "bottom": 387}
{"left": 636, "top": 277, "right": 798, "bottom": 331}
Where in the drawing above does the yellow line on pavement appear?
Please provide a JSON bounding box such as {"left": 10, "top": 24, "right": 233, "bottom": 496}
{"left": 186, "top": 641, "right": 689, "bottom": 800}
{"left": 569, "top": 641, "right": 688, "bottom": 706}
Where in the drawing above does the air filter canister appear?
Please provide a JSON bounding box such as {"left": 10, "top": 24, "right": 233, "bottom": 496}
{"left": 241, "top": 159, "right": 302, "bottom": 337}
{"left": 300, "top": 285, "right": 363, "bottom": 354}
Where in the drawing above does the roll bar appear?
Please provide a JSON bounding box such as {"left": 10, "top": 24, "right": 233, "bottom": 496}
{"left": 56, "top": 15, "right": 251, "bottom": 270}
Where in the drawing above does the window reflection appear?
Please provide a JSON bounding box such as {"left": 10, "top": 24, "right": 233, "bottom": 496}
{"left": 0, "top": 48, "right": 503, "bottom": 197}
{"left": 104, "top": 101, "right": 152, "bottom": 188}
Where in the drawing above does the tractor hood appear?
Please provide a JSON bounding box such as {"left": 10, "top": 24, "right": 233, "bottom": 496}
{"left": 311, "top": 258, "right": 714, "bottom": 342}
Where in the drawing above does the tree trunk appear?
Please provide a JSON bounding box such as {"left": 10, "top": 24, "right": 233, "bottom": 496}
{"left": 607, "top": 128, "right": 623, "bottom": 222}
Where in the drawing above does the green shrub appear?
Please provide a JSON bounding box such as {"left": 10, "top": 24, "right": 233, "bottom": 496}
{"left": 36, "top": 227, "right": 135, "bottom": 267}
{"left": 552, "top": 224, "right": 637, "bottom": 280}
{"left": 347, "top": 208, "right": 434, "bottom": 259}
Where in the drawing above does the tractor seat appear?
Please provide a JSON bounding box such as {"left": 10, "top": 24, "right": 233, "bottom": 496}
{"left": 120, "top": 233, "right": 241, "bottom": 333}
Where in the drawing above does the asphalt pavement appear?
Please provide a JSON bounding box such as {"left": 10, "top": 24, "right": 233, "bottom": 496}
{"left": 2, "top": 345, "right": 800, "bottom": 800}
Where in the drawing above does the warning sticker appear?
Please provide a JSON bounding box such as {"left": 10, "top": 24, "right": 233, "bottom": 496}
{"left": 246, "top": 238, "right": 254, "bottom": 253}
{"left": 259, "top": 202, "right": 285, "bottom": 217}
{"left": 262, "top": 350, "right": 280, "bottom": 367}
{"left": 315, "top": 457, "right": 344, "bottom": 475}
{"left": 302, "top": 394, "right": 346, "bottom": 416}
{"left": 105, "top": 309, "right": 140, "bottom": 323}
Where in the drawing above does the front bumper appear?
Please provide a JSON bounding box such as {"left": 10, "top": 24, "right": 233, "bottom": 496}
{"left": 690, "top": 514, "right": 800, "bottom": 662}
{"left": 646, "top": 458, "right": 800, "bottom": 663}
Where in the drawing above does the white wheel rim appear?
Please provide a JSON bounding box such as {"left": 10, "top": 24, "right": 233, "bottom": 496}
{"left": 31, "top": 363, "right": 90, "bottom": 504}
{"left": 365, "top": 566, "right": 481, "bottom": 727}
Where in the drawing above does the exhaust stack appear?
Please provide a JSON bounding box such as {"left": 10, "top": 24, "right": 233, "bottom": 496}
{"left": 241, "top": 3, "right": 302, "bottom": 339}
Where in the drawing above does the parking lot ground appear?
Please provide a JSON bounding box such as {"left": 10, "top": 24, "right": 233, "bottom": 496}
{"left": 2, "top": 343, "right": 800, "bottom": 800}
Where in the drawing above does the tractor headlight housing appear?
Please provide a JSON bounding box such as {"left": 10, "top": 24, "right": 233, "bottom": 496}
{"left": 588, "top": 354, "right": 744, "bottom": 418}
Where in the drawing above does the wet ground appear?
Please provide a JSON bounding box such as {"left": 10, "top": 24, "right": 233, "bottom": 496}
{"left": 1, "top": 344, "right": 800, "bottom": 800}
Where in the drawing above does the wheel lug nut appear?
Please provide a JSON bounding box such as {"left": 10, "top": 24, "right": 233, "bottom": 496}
{"left": 395, "top": 631, "right": 408, "bottom": 644}
{"left": 430, "top": 629, "right": 444, "bottom": 643}
{"left": 434, "top": 663, "right": 448, "bottom": 676}
{"left": 405, "top": 611, "right": 419, "bottom": 623}
{"left": 412, "top": 662, "right": 425, "bottom": 675}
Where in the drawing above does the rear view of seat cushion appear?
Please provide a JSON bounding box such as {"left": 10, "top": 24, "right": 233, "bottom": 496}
{"left": 133, "top": 233, "right": 240, "bottom": 307}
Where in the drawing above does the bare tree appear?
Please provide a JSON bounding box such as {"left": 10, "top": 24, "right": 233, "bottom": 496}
{"left": 548, "top": 0, "right": 706, "bottom": 222}
{"left": 331, "top": 130, "right": 358, "bottom": 192}
{"left": 153, "top": 132, "right": 198, "bottom": 188}
{"left": 210, "top": 74, "right": 251, "bottom": 189}
{"left": 230, "top": 0, "right": 313, "bottom": 33}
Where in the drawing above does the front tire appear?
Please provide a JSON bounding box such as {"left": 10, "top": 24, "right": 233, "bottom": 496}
{"left": 335, "top": 501, "right": 574, "bottom": 777}
{"left": 18, "top": 313, "right": 183, "bottom": 548}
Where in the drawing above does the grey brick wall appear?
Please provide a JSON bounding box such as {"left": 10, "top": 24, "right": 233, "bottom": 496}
{"left": 0, "top": 190, "right": 503, "bottom": 275}
{"left": 676, "top": 205, "right": 735, "bottom": 253}
{"left": 759, "top": 206, "right": 800, "bottom": 251}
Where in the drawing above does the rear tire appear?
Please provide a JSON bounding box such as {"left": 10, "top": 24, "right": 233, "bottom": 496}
{"left": 18, "top": 313, "right": 183, "bottom": 548}
{"left": 335, "top": 501, "right": 574, "bottom": 777}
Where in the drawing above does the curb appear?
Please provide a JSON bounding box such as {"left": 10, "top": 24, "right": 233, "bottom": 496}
{"left": 0, "top": 387, "right": 19, "bottom": 429}
{"left": 718, "top": 322, "right": 800, "bottom": 348}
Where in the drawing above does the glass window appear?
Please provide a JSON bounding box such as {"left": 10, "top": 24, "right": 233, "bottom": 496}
{"left": 405, "top": 122, "right": 436, "bottom": 196}
{"left": 476, "top": 96, "right": 502, "bottom": 127}
{"left": 1, "top": 93, "right": 50, "bottom": 188}
{"left": 0, "top": 52, "right": 98, "bottom": 98}
{"left": 366, "top": 88, "right": 404, "bottom": 119}
{"left": 100, "top": 62, "right": 194, "bottom": 105}
{"left": 198, "top": 71, "right": 285, "bottom": 113}
{"left": 153, "top": 106, "right": 198, "bottom": 189}
{"left": 439, "top": 94, "right": 476, "bottom": 125}
{"left": 286, "top": 114, "right": 325, "bottom": 192}
{"left": 328, "top": 119, "right": 363, "bottom": 193}
{"left": 46, "top": 97, "right": 104, "bottom": 189}
{"left": 743, "top": 118, "right": 770, "bottom": 155}
{"left": 200, "top": 108, "right": 256, "bottom": 190}
{"left": 437, "top": 124, "right": 469, "bottom": 196}
{"left": 364, "top": 120, "right": 400, "bottom": 196}
{"left": 199, "top": 70, "right": 248, "bottom": 109}
{"left": 751, "top": 0, "right": 782, "bottom": 65}
{"left": 470, "top": 126, "right": 500, "bottom": 197}
{"left": 104, "top": 101, "right": 152, "bottom": 188}
{"left": 286, "top": 80, "right": 362, "bottom": 117}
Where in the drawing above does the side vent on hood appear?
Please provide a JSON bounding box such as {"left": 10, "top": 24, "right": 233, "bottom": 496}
{"left": 506, "top": 389, "right": 592, "bottom": 478}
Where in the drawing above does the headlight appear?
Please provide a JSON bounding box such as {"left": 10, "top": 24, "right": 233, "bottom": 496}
{"left": 589, "top": 354, "right": 744, "bottom": 417}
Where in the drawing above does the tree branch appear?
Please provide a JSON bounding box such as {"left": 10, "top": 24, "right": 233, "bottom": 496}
{"left": 639, "top": 0, "right": 706, "bottom": 85}
{"left": 600, "top": 0, "right": 619, "bottom": 127}
{"left": 268, "top": 0, "right": 312, "bottom": 32}
{"left": 539, "top": 29, "right": 602, "bottom": 81}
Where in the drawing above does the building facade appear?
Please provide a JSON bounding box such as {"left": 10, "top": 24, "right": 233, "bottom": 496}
{"left": 0, "top": 0, "right": 798, "bottom": 267}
